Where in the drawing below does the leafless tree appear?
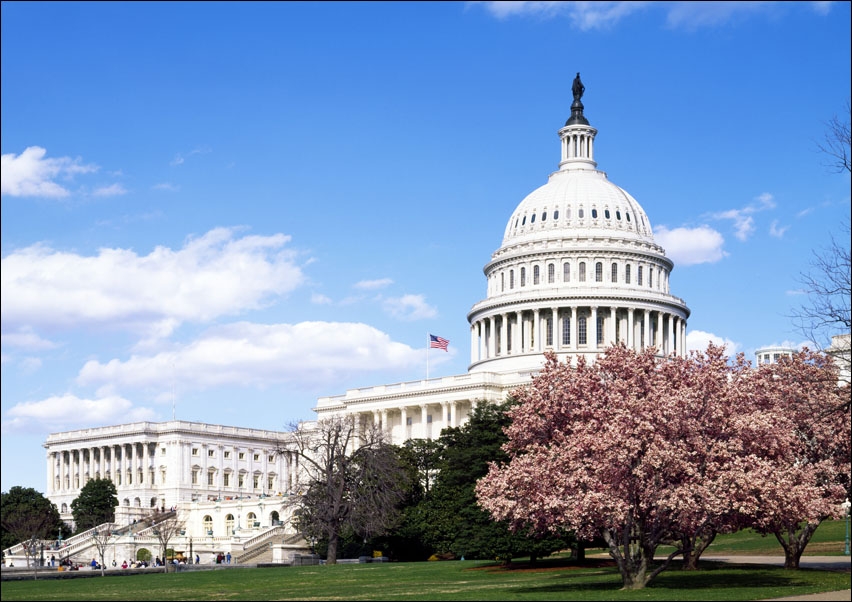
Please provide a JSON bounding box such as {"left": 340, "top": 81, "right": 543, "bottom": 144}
{"left": 89, "top": 524, "right": 115, "bottom": 576}
{"left": 277, "top": 415, "right": 410, "bottom": 564}
{"left": 148, "top": 512, "right": 185, "bottom": 572}
{"left": 816, "top": 99, "right": 851, "bottom": 174}
{"left": 1, "top": 510, "right": 55, "bottom": 576}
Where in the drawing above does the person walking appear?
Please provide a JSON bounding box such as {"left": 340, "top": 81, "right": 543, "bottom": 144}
{"left": 226, "top": 552, "right": 231, "bottom": 564}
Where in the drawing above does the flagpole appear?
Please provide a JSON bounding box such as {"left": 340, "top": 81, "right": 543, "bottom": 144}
{"left": 426, "top": 333, "right": 430, "bottom": 380}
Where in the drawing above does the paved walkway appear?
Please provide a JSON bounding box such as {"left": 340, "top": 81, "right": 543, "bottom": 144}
{"left": 700, "top": 555, "right": 851, "bottom": 601}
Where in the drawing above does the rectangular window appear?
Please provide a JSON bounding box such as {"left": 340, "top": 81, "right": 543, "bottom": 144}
{"left": 579, "top": 262, "right": 586, "bottom": 282}
{"left": 625, "top": 265, "right": 631, "bottom": 284}
{"left": 426, "top": 415, "right": 433, "bottom": 423}
{"left": 548, "top": 264, "right": 555, "bottom": 283}
{"left": 160, "top": 447, "right": 166, "bottom": 456}
{"left": 562, "top": 319, "right": 571, "bottom": 345}
{"left": 208, "top": 449, "right": 214, "bottom": 457}
{"left": 406, "top": 417, "right": 413, "bottom": 426}
{"left": 191, "top": 470, "right": 198, "bottom": 485}
{"left": 224, "top": 451, "right": 231, "bottom": 459}
{"left": 238, "top": 474, "right": 245, "bottom": 487}
{"left": 161, "top": 469, "right": 166, "bottom": 484}
{"left": 238, "top": 452, "right": 245, "bottom": 460}
{"left": 207, "top": 472, "right": 214, "bottom": 486}
{"left": 638, "top": 266, "right": 643, "bottom": 286}
{"left": 253, "top": 476, "right": 259, "bottom": 489}
{"left": 563, "top": 263, "right": 570, "bottom": 282}
{"left": 253, "top": 454, "right": 260, "bottom": 461}
{"left": 579, "top": 317, "right": 587, "bottom": 345}
{"left": 223, "top": 473, "right": 230, "bottom": 487}
{"left": 546, "top": 316, "right": 553, "bottom": 346}
{"left": 597, "top": 316, "right": 605, "bottom": 345}
{"left": 268, "top": 455, "right": 274, "bottom": 462}
{"left": 268, "top": 476, "right": 274, "bottom": 490}
{"left": 192, "top": 448, "right": 199, "bottom": 456}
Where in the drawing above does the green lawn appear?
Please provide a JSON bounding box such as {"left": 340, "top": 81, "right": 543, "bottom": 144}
{"left": 2, "top": 521, "right": 849, "bottom": 601}
{"left": 1, "top": 558, "right": 849, "bottom": 601}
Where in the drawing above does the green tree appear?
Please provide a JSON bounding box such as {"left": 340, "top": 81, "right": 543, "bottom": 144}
{"left": 71, "top": 478, "right": 118, "bottom": 533}
{"left": 1, "top": 486, "right": 65, "bottom": 568}
{"left": 421, "top": 400, "right": 572, "bottom": 564}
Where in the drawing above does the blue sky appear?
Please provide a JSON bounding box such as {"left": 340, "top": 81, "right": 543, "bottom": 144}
{"left": 2, "top": 1, "right": 850, "bottom": 493}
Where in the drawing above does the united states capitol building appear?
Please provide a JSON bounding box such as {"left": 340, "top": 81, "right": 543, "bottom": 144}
{"left": 9, "top": 77, "right": 697, "bottom": 566}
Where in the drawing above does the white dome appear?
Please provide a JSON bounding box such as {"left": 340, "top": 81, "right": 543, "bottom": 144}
{"left": 502, "top": 167, "right": 655, "bottom": 247}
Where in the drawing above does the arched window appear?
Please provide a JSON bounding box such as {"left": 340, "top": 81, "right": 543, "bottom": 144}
{"left": 553, "top": 209, "right": 559, "bottom": 220}
{"left": 625, "top": 264, "right": 631, "bottom": 284}
{"left": 547, "top": 263, "right": 555, "bottom": 283}
{"left": 579, "top": 262, "right": 586, "bottom": 282}
{"left": 546, "top": 315, "right": 553, "bottom": 346}
{"left": 649, "top": 269, "right": 653, "bottom": 288}
{"left": 592, "top": 208, "right": 598, "bottom": 219}
{"left": 533, "top": 265, "right": 540, "bottom": 285}
{"left": 578, "top": 208, "right": 585, "bottom": 219}
{"left": 616, "top": 210, "right": 622, "bottom": 220}
{"left": 562, "top": 318, "right": 570, "bottom": 345}
{"left": 597, "top": 316, "right": 605, "bottom": 345}
{"left": 605, "top": 209, "right": 611, "bottom": 219}
{"left": 225, "top": 514, "right": 235, "bottom": 534}
{"left": 509, "top": 269, "right": 515, "bottom": 289}
{"left": 595, "top": 262, "right": 603, "bottom": 282}
{"left": 611, "top": 263, "right": 618, "bottom": 282}
{"left": 520, "top": 267, "right": 526, "bottom": 286}
{"left": 247, "top": 512, "right": 258, "bottom": 527}
{"left": 522, "top": 216, "right": 526, "bottom": 225}
{"left": 638, "top": 266, "right": 643, "bottom": 286}
{"left": 542, "top": 211, "right": 547, "bottom": 221}
{"left": 500, "top": 272, "right": 504, "bottom": 292}
{"left": 203, "top": 515, "right": 213, "bottom": 535}
{"left": 578, "top": 316, "right": 587, "bottom": 345}
{"left": 563, "top": 262, "right": 570, "bottom": 282}
{"left": 531, "top": 213, "right": 536, "bottom": 223}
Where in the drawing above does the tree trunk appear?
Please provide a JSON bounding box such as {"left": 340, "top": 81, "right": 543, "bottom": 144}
{"left": 326, "top": 532, "right": 339, "bottom": 565}
{"left": 774, "top": 522, "right": 819, "bottom": 570}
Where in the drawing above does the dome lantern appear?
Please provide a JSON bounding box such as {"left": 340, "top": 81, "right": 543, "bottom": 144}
{"left": 558, "top": 73, "right": 597, "bottom": 171}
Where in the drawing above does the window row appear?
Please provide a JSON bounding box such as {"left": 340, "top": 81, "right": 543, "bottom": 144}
{"left": 513, "top": 206, "right": 633, "bottom": 229}
{"left": 498, "top": 261, "right": 666, "bottom": 291}
{"left": 191, "top": 448, "right": 274, "bottom": 462}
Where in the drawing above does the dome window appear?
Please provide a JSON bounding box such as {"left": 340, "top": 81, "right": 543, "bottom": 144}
{"left": 616, "top": 211, "right": 621, "bottom": 220}
{"left": 522, "top": 216, "right": 526, "bottom": 226}
{"left": 595, "top": 262, "right": 603, "bottom": 282}
{"left": 578, "top": 317, "right": 587, "bottom": 345}
{"left": 626, "top": 212, "right": 631, "bottom": 222}
{"left": 542, "top": 211, "right": 547, "bottom": 221}
{"left": 592, "top": 209, "right": 598, "bottom": 219}
{"left": 605, "top": 209, "right": 611, "bottom": 219}
{"left": 509, "top": 270, "right": 515, "bottom": 289}
{"left": 566, "top": 208, "right": 571, "bottom": 220}
{"left": 638, "top": 266, "right": 643, "bottom": 286}
{"left": 520, "top": 267, "right": 526, "bottom": 287}
{"left": 514, "top": 217, "right": 519, "bottom": 228}
{"left": 548, "top": 263, "right": 555, "bottom": 283}
{"left": 578, "top": 208, "right": 584, "bottom": 219}
{"left": 563, "top": 262, "right": 570, "bottom": 282}
{"left": 553, "top": 210, "right": 559, "bottom": 220}
{"left": 625, "top": 265, "right": 631, "bottom": 284}
{"left": 611, "top": 263, "right": 618, "bottom": 282}
{"left": 579, "top": 262, "right": 586, "bottom": 282}
{"left": 531, "top": 214, "right": 536, "bottom": 223}
{"left": 533, "top": 265, "right": 540, "bottom": 285}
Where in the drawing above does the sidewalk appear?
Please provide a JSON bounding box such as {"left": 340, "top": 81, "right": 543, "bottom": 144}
{"left": 700, "top": 555, "right": 851, "bottom": 601}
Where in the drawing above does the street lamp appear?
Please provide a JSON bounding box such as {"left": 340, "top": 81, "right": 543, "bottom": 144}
{"left": 842, "top": 498, "right": 851, "bottom": 556}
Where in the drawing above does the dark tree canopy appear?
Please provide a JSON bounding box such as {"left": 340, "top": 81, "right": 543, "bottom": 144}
{"left": 1, "top": 486, "right": 65, "bottom": 553}
{"left": 71, "top": 478, "right": 118, "bottom": 533}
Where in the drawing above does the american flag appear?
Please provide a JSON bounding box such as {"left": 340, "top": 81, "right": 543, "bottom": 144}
{"left": 429, "top": 334, "right": 449, "bottom": 351}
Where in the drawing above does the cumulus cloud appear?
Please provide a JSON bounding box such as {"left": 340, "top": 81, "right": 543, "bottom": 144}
{"left": 1, "top": 227, "right": 306, "bottom": 339}
{"left": 1, "top": 146, "right": 98, "bottom": 198}
{"left": 474, "top": 1, "right": 809, "bottom": 30}
{"left": 354, "top": 278, "right": 393, "bottom": 290}
{"left": 1, "top": 328, "right": 58, "bottom": 351}
{"left": 92, "top": 183, "right": 128, "bottom": 197}
{"left": 686, "top": 329, "right": 740, "bottom": 355}
{"left": 3, "top": 393, "right": 156, "bottom": 434}
{"left": 654, "top": 225, "right": 727, "bottom": 266}
{"left": 76, "top": 321, "right": 424, "bottom": 392}
{"left": 382, "top": 294, "right": 438, "bottom": 321}
{"left": 710, "top": 192, "right": 776, "bottom": 241}
{"left": 769, "top": 219, "right": 789, "bottom": 238}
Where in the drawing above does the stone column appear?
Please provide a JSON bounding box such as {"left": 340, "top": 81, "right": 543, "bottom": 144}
{"left": 533, "top": 309, "right": 541, "bottom": 351}
{"left": 421, "top": 404, "right": 429, "bottom": 439}
{"left": 551, "top": 307, "right": 560, "bottom": 350}
{"left": 627, "top": 308, "right": 635, "bottom": 350}
{"left": 590, "top": 306, "right": 598, "bottom": 350}
{"left": 400, "top": 407, "right": 408, "bottom": 440}
{"left": 642, "top": 310, "right": 649, "bottom": 350}
{"left": 500, "top": 313, "right": 508, "bottom": 356}
{"left": 487, "top": 316, "right": 495, "bottom": 359}
{"left": 610, "top": 307, "right": 617, "bottom": 345}
{"left": 381, "top": 409, "right": 389, "bottom": 433}
{"left": 449, "top": 401, "right": 457, "bottom": 428}
{"left": 570, "top": 307, "right": 578, "bottom": 351}
{"left": 470, "top": 323, "right": 478, "bottom": 364}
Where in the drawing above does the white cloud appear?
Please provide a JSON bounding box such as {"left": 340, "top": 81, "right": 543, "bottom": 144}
{"left": 354, "top": 278, "right": 393, "bottom": 290}
{"left": 769, "top": 219, "right": 789, "bottom": 238}
{"left": 170, "top": 146, "right": 212, "bottom": 167}
{"left": 382, "top": 294, "right": 438, "bottom": 321}
{"left": 1, "top": 146, "right": 98, "bottom": 198}
{"left": 311, "top": 292, "right": 333, "bottom": 305}
{"left": 710, "top": 193, "right": 776, "bottom": 241}
{"left": 476, "top": 1, "right": 647, "bottom": 29}
{"left": 76, "top": 321, "right": 423, "bottom": 392}
{"left": 93, "top": 183, "right": 128, "bottom": 197}
{"left": 686, "top": 329, "right": 740, "bottom": 355}
{"left": 1, "top": 328, "right": 58, "bottom": 351}
{"left": 153, "top": 182, "right": 180, "bottom": 191}
{"left": 4, "top": 393, "right": 156, "bottom": 434}
{"left": 1, "top": 227, "right": 306, "bottom": 339}
{"left": 654, "top": 225, "right": 727, "bottom": 266}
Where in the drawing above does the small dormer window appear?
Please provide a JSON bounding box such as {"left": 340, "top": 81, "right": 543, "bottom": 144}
{"left": 591, "top": 209, "right": 598, "bottom": 219}
{"left": 542, "top": 212, "right": 547, "bottom": 221}
{"left": 522, "top": 216, "right": 526, "bottom": 225}
{"left": 553, "top": 210, "right": 559, "bottom": 220}
{"left": 626, "top": 212, "right": 631, "bottom": 222}
{"left": 605, "top": 209, "right": 611, "bottom": 219}
{"left": 530, "top": 214, "right": 536, "bottom": 223}
{"left": 578, "top": 208, "right": 584, "bottom": 219}
{"left": 616, "top": 211, "right": 621, "bottom": 220}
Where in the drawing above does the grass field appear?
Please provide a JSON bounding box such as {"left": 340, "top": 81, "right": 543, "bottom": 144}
{"left": 1, "top": 521, "right": 849, "bottom": 601}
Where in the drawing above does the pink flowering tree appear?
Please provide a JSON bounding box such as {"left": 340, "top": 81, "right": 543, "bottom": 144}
{"left": 475, "top": 344, "right": 835, "bottom": 589}
{"left": 745, "top": 349, "right": 850, "bottom": 569}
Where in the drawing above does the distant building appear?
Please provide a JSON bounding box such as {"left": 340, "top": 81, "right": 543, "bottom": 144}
{"left": 754, "top": 345, "right": 797, "bottom": 366}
